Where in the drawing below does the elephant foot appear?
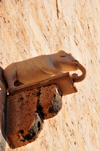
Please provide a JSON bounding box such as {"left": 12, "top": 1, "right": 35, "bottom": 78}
{"left": 8, "top": 86, "right": 15, "bottom": 94}
{"left": 71, "top": 73, "right": 78, "bottom": 82}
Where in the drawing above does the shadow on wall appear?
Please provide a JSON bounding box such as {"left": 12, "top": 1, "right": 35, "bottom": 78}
{"left": 0, "top": 69, "right": 7, "bottom": 150}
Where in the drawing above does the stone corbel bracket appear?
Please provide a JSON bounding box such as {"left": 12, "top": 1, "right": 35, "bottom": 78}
{"left": 6, "top": 72, "right": 79, "bottom": 148}
{"left": 7, "top": 84, "right": 62, "bottom": 148}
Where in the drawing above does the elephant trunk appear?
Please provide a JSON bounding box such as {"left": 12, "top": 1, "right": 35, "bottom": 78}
{"left": 72, "top": 61, "right": 86, "bottom": 83}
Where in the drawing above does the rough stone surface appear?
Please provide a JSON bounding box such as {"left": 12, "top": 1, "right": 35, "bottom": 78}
{"left": 39, "top": 85, "right": 62, "bottom": 119}
{"left": 7, "top": 89, "right": 39, "bottom": 148}
{"left": 0, "top": 0, "right": 100, "bottom": 150}
{"left": 6, "top": 85, "right": 62, "bottom": 148}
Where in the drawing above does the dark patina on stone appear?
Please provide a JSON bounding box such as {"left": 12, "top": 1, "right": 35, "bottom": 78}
{"left": 6, "top": 84, "right": 62, "bottom": 148}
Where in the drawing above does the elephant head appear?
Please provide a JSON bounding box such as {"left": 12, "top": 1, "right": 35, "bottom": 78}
{"left": 57, "top": 50, "right": 86, "bottom": 83}
{"left": 71, "top": 61, "right": 86, "bottom": 82}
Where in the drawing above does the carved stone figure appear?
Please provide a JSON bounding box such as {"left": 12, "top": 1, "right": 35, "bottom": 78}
{"left": 4, "top": 50, "right": 86, "bottom": 92}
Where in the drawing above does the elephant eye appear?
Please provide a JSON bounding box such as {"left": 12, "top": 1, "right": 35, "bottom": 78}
{"left": 68, "top": 53, "right": 72, "bottom": 55}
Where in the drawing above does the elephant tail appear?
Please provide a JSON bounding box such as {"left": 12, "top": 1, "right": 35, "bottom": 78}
{"left": 0, "top": 66, "right": 8, "bottom": 89}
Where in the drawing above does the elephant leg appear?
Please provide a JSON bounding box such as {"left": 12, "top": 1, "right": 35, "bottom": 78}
{"left": 4, "top": 68, "right": 17, "bottom": 91}
{"left": 7, "top": 75, "right": 16, "bottom": 89}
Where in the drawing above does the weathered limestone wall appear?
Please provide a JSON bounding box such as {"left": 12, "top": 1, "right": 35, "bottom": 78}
{"left": 0, "top": 0, "right": 100, "bottom": 150}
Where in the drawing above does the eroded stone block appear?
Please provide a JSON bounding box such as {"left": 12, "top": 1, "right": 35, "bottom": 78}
{"left": 38, "top": 85, "right": 62, "bottom": 119}
{"left": 7, "top": 84, "right": 62, "bottom": 148}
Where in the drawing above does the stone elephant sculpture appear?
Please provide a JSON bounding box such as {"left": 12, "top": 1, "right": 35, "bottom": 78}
{"left": 4, "top": 50, "right": 86, "bottom": 92}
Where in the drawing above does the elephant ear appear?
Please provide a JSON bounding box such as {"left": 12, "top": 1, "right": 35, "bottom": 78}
{"left": 58, "top": 50, "right": 66, "bottom": 57}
